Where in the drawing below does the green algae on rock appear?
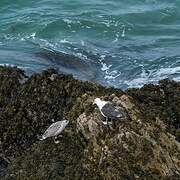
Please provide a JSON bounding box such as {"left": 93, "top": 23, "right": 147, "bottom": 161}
{"left": 0, "top": 66, "right": 179, "bottom": 179}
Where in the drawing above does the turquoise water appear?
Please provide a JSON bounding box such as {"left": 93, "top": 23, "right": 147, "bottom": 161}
{"left": 0, "top": 0, "right": 180, "bottom": 89}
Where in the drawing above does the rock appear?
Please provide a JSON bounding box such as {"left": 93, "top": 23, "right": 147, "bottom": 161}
{"left": 75, "top": 95, "right": 180, "bottom": 179}
{"left": 0, "top": 156, "right": 9, "bottom": 178}
{"left": 127, "top": 80, "right": 180, "bottom": 141}
{"left": 49, "top": 74, "right": 57, "bottom": 81}
{"left": 0, "top": 66, "right": 179, "bottom": 179}
{"left": 112, "top": 96, "right": 119, "bottom": 103}
{"left": 77, "top": 113, "right": 103, "bottom": 140}
{"left": 109, "top": 93, "right": 116, "bottom": 100}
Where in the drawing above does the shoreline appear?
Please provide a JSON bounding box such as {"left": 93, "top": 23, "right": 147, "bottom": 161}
{"left": 0, "top": 66, "right": 179, "bottom": 179}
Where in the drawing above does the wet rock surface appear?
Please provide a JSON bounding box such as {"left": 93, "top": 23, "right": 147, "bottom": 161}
{"left": 0, "top": 66, "right": 179, "bottom": 179}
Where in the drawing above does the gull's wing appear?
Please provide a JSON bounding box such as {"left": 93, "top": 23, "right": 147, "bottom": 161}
{"left": 101, "top": 103, "right": 122, "bottom": 118}
{"left": 43, "top": 121, "right": 63, "bottom": 137}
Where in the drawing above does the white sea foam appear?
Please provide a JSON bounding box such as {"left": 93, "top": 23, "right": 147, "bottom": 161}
{"left": 113, "top": 38, "right": 118, "bottom": 43}
{"left": 99, "top": 55, "right": 104, "bottom": 63}
{"left": 105, "top": 69, "right": 121, "bottom": 80}
{"left": 20, "top": 38, "right": 25, "bottom": 41}
{"left": 63, "top": 19, "right": 81, "bottom": 25}
{"left": 60, "top": 39, "right": 71, "bottom": 44}
{"left": 124, "top": 77, "right": 149, "bottom": 88}
{"left": 101, "top": 21, "right": 110, "bottom": 28}
{"left": 99, "top": 54, "right": 121, "bottom": 84}
{"left": 0, "top": 63, "right": 15, "bottom": 67}
{"left": 123, "top": 66, "right": 180, "bottom": 88}
{"left": 63, "top": 19, "right": 73, "bottom": 24}
{"left": 76, "top": 52, "right": 88, "bottom": 60}
{"left": 38, "top": 38, "right": 58, "bottom": 49}
{"left": 81, "top": 40, "right": 85, "bottom": 46}
{"left": 155, "top": 66, "right": 180, "bottom": 76}
{"left": 105, "top": 73, "right": 121, "bottom": 80}
{"left": 121, "top": 27, "right": 125, "bottom": 37}
{"left": 0, "top": 63, "right": 28, "bottom": 70}
{"left": 101, "top": 62, "right": 111, "bottom": 71}
{"left": 30, "top": 33, "right": 36, "bottom": 39}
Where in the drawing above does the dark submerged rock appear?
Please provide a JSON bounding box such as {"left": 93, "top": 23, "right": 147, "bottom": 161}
{"left": 0, "top": 66, "right": 179, "bottom": 179}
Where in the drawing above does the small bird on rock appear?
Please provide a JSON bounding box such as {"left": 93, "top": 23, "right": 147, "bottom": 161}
{"left": 93, "top": 98, "right": 122, "bottom": 125}
{"left": 39, "top": 120, "right": 69, "bottom": 143}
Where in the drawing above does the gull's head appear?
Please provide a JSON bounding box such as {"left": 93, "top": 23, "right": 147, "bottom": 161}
{"left": 93, "top": 98, "right": 101, "bottom": 105}
{"left": 93, "top": 98, "right": 102, "bottom": 106}
{"left": 62, "top": 119, "right": 69, "bottom": 126}
{"left": 93, "top": 98, "right": 107, "bottom": 109}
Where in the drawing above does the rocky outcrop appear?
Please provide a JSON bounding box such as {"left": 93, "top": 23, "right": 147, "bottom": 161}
{"left": 76, "top": 95, "right": 180, "bottom": 179}
{"left": 0, "top": 66, "right": 179, "bottom": 179}
{"left": 127, "top": 80, "right": 180, "bottom": 142}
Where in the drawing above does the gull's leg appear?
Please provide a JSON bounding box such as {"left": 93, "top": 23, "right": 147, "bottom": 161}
{"left": 37, "top": 134, "right": 45, "bottom": 141}
{"left": 54, "top": 136, "right": 60, "bottom": 144}
{"left": 102, "top": 117, "right": 108, "bottom": 125}
{"left": 111, "top": 119, "right": 113, "bottom": 124}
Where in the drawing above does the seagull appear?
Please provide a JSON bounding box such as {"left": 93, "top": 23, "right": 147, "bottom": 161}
{"left": 93, "top": 98, "right": 122, "bottom": 125}
{"left": 39, "top": 120, "right": 69, "bottom": 143}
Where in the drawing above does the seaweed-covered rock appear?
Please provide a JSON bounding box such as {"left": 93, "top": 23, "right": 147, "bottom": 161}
{"left": 0, "top": 66, "right": 179, "bottom": 179}
{"left": 0, "top": 156, "right": 9, "bottom": 177}
{"left": 0, "top": 66, "right": 26, "bottom": 108}
{"left": 0, "top": 68, "right": 123, "bottom": 159}
{"left": 76, "top": 94, "right": 180, "bottom": 179}
{"left": 127, "top": 79, "right": 180, "bottom": 142}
